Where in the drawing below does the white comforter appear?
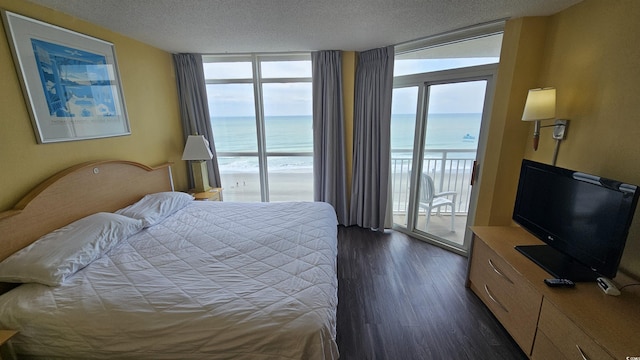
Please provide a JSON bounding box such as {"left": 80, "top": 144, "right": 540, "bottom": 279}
{"left": 0, "top": 201, "right": 339, "bottom": 359}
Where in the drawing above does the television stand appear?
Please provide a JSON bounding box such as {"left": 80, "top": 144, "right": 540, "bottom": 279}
{"left": 514, "top": 244, "right": 599, "bottom": 282}
{"left": 467, "top": 226, "right": 640, "bottom": 358}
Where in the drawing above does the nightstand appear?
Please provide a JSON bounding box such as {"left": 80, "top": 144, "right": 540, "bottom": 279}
{"left": 190, "top": 188, "right": 223, "bottom": 201}
{"left": 0, "top": 330, "right": 18, "bottom": 360}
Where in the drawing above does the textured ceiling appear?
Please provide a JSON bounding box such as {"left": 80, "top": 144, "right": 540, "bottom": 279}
{"left": 26, "top": 0, "right": 582, "bottom": 53}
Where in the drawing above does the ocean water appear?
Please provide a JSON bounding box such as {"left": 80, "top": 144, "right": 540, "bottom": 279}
{"left": 212, "top": 113, "right": 481, "bottom": 172}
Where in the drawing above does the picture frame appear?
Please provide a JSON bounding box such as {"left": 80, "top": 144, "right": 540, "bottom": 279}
{"left": 1, "top": 11, "right": 130, "bottom": 143}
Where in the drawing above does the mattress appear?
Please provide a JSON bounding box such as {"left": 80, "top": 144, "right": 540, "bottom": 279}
{"left": 0, "top": 201, "right": 339, "bottom": 359}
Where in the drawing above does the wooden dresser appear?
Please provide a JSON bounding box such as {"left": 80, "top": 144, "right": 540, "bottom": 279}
{"left": 467, "top": 226, "right": 640, "bottom": 360}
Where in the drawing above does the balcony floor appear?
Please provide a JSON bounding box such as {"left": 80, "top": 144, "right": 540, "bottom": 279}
{"left": 393, "top": 213, "right": 468, "bottom": 246}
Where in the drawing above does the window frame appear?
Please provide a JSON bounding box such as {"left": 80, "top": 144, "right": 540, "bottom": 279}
{"left": 203, "top": 53, "right": 313, "bottom": 202}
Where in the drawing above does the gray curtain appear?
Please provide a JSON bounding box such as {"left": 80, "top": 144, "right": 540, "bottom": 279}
{"left": 312, "top": 50, "right": 349, "bottom": 225}
{"left": 349, "top": 46, "right": 394, "bottom": 230}
{"left": 173, "top": 53, "right": 221, "bottom": 188}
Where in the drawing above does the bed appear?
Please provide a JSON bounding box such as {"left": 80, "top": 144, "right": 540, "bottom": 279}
{"left": 0, "top": 160, "right": 339, "bottom": 359}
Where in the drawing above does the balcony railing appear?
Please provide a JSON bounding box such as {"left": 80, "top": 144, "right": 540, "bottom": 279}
{"left": 391, "top": 149, "right": 475, "bottom": 214}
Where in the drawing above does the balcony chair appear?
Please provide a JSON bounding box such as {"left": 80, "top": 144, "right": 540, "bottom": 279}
{"left": 418, "top": 173, "right": 457, "bottom": 232}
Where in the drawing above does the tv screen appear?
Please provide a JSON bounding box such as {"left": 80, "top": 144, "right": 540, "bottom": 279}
{"left": 513, "top": 160, "right": 639, "bottom": 281}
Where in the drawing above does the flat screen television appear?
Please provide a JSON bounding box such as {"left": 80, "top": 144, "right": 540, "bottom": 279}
{"left": 512, "top": 160, "right": 639, "bottom": 282}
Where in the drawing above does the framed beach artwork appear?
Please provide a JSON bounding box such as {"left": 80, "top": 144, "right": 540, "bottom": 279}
{"left": 1, "top": 11, "right": 130, "bottom": 143}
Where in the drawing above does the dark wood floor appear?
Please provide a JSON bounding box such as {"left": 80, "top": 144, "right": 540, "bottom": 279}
{"left": 336, "top": 226, "right": 527, "bottom": 360}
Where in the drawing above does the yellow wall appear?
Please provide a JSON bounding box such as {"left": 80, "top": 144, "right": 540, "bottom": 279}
{"left": 480, "top": 0, "right": 640, "bottom": 277}
{"left": 0, "top": 0, "right": 187, "bottom": 212}
{"left": 474, "top": 17, "right": 549, "bottom": 227}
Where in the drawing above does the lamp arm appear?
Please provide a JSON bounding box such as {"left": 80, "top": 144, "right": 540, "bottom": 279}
{"left": 532, "top": 120, "right": 541, "bottom": 151}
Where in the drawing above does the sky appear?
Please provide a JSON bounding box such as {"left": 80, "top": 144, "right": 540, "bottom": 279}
{"left": 392, "top": 79, "right": 488, "bottom": 115}
{"left": 205, "top": 57, "right": 498, "bottom": 117}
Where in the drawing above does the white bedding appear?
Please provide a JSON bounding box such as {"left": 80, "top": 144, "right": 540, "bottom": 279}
{"left": 0, "top": 201, "right": 339, "bottom": 359}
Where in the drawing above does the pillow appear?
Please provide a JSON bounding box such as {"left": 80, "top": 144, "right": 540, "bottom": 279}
{"left": 0, "top": 212, "right": 143, "bottom": 286}
{"left": 115, "top": 191, "right": 193, "bottom": 227}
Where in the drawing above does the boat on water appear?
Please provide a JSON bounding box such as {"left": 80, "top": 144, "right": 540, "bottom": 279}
{"left": 462, "top": 133, "right": 476, "bottom": 141}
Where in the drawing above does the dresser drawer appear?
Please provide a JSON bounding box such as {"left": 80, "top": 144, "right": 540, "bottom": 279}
{"left": 532, "top": 331, "right": 568, "bottom": 360}
{"left": 468, "top": 237, "right": 542, "bottom": 354}
{"left": 537, "top": 299, "right": 614, "bottom": 360}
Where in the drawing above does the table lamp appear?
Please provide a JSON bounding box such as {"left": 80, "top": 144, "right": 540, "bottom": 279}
{"left": 182, "top": 135, "right": 213, "bottom": 192}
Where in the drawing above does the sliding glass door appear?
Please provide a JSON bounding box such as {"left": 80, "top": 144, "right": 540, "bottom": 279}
{"left": 390, "top": 28, "right": 502, "bottom": 254}
{"left": 391, "top": 71, "right": 495, "bottom": 253}
{"left": 415, "top": 80, "right": 486, "bottom": 247}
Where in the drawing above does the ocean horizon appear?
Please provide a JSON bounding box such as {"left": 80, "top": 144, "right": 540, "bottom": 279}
{"left": 212, "top": 113, "right": 481, "bottom": 173}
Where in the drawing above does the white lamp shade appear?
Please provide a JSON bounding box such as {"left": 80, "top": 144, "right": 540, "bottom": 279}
{"left": 522, "top": 88, "right": 556, "bottom": 121}
{"left": 182, "top": 135, "right": 213, "bottom": 161}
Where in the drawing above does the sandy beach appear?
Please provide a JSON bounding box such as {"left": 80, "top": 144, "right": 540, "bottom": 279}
{"left": 220, "top": 171, "right": 314, "bottom": 202}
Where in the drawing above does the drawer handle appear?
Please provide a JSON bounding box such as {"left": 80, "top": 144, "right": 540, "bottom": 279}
{"left": 576, "top": 345, "right": 589, "bottom": 360}
{"left": 484, "top": 284, "right": 509, "bottom": 313}
{"left": 488, "top": 259, "right": 514, "bottom": 284}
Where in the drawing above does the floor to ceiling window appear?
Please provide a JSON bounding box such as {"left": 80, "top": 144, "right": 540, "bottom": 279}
{"left": 203, "top": 54, "right": 312, "bottom": 202}
{"left": 391, "top": 24, "right": 503, "bottom": 253}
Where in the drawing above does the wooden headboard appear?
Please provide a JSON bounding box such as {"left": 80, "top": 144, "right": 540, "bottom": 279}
{"left": 0, "top": 160, "right": 173, "bottom": 268}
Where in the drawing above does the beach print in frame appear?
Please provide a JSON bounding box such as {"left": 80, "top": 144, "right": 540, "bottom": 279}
{"left": 2, "top": 11, "right": 130, "bottom": 143}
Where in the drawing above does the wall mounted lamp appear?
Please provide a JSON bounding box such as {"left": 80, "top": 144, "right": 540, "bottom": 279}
{"left": 522, "top": 87, "right": 570, "bottom": 165}
{"left": 182, "top": 135, "right": 213, "bottom": 192}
